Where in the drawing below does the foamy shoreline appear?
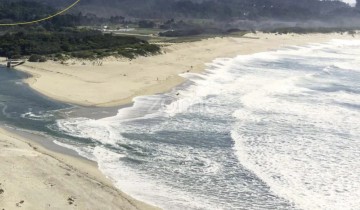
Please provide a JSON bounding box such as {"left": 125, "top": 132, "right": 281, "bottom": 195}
{"left": 7, "top": 32, "right": 359, "bottom": 107}
{"left": 0, "top": 126, "right": 159, "bottom": 209}
{"left": 1, "top": 33, "right": 359, "bottom": 209}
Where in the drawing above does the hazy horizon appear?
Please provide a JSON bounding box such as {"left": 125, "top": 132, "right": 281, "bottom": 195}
{"left": 341, "top": 0, "right": 356, "bottom": 5}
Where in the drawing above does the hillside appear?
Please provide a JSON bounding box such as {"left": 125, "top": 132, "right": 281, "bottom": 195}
{"left": 2, "top": 0, "right": 359, "bottom": 27}
{"left": 0, "top": 1, "right": 55, "bottom": 23}
{"left": 0, "top": 1, "right": 161, "bottom": 60}
{"left": 26, "top": 0, "right": 355, "bottom": 20}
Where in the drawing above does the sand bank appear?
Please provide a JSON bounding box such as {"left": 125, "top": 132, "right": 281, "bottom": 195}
{"left": 6, "top": 32, "right": 358, "bottom": 107}
{"left": 0, "top": 127, "right": 158, "bottom": 210}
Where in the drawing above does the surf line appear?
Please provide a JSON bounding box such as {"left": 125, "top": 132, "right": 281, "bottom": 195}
{"left": 0, "top": 0, "right": 81, "bottom": 26}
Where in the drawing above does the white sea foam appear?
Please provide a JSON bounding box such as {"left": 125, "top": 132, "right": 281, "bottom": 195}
{"left": 230, "top": 40, "right": 360, "bottom": 210}
{"left": 93, "top": 146, "right": 223, "bottom": 210}
{"left": 55, "top": 39, "right": 360, "bottom": 210}
{"left": 21, "top": 111, "right": 54, "bottom": 121}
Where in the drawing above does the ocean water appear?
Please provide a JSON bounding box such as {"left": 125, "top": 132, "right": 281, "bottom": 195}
{"left": 52, "top": 39, "right": 360, "bottom": 210}
{"left": 2, "top": 39, "right": 360, "bottom": 210}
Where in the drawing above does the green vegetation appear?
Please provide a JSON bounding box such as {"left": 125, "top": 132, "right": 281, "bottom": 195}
{"left": 4, "top": 0, "right": 358, "bottom": 23}
{"left": 0, "top": 0, "right": 358, "bottom": 63}
{"left": 0, "top": 0, "right": 108, "bottom": 29}
{"left": 0, "top": 1, "right": 54, "bottom": 23}
{"left": 0, "top": 1, "right": 161, "bottom": 61}
{"left": 0, "top": 30, "right": 160, "bottom": 60}
{"left": 28, "top": 54, "right": 47, "bottom": 62}
{"left": 35, "top": 0, "right": 355, "bottom": 21}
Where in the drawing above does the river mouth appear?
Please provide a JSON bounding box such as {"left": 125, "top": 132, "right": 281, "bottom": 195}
{"left": 0, "top": 66, "right": 121, "bottom": 158}
{"left": 0, "top": 67, "right": 66, "bottom": 121}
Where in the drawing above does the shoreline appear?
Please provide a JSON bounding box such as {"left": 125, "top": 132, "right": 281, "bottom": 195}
{"left": 0, "top": 125, "right": 159, "bottom": 210}
{"left": 1, "top": 32, "right": 359, "bottom": 209}
{"left": 6, "top": 32, "right": 359, "bottom": 108}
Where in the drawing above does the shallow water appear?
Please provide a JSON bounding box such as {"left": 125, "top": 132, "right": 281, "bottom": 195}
{"left": 0, "top": 68, "right": 69, "bottom": 129}
{"left": 2, "top": 39, "right": 360, "bottom": 210}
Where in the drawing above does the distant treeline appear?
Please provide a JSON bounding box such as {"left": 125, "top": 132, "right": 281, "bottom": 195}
{"left": 264, "top": 27, "right": 358, "bottom": 35}
{"left": 33, "top": 0, "right": 359, "bottom": 21}
{"left": 0, "top": 1, "right": 54, "bottom": 22}
{"left": 0, "top": 30, "right": 160, "bottom": 60}
{"left": 2, "top": 0, "right": 360, "bottom": 34}
{"left": 0, "top": 1, "right": 162, "bottom": 61}
{"left": 4, "top": 0, "right": 360, "bottom": 21}
{"left": 0, "top": 0, "right": 118, "bottom": 29}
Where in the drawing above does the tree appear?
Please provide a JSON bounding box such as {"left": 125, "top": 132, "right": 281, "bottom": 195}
{"left": 138, "top": 20, "right": 155, "bottom": 28}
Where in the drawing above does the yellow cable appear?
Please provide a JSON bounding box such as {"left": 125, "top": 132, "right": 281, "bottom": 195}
{"left": 0, "top": 0, "right": 81, "bottom": 26}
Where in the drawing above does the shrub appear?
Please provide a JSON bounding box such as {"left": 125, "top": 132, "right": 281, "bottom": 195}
{"left": 28, "top": 54, "right": 47, "bottom": 62}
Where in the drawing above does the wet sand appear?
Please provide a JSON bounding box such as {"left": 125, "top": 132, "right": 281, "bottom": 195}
{"left": 0, "top": 126, "right": 159, "bottom": 210}
{"left": 1, "top": 32, "right": 359, "bottom": 209}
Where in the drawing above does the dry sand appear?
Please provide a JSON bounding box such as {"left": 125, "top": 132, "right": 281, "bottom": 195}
{"left": 0, "top": 32, "right": 359, "bottom": 210}
{"left": 0, "top": 128, "right": 158, "bottom": 210}
{"left": 9, "top": 32, "right": 360, "bottom": 107}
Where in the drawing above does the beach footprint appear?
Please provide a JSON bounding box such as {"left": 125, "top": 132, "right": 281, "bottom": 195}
{"left": 15, "top": 200, "right": 24, "bottom": 207}
{"left": 67, "top": 196, "right": 76, "bottom": 205}
{"left": 0, "top": 183, "right": 4, "bottom": 196}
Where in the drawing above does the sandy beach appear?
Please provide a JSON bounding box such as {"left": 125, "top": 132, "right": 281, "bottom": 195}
{"left": 0, "top": 127, "right": 158, "bottom": 210}
{"left": 1, "top": 32, "right": 359, "bottom": 209}
{"left": 7, "top": 32, "right": 359, "bottom": 107}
